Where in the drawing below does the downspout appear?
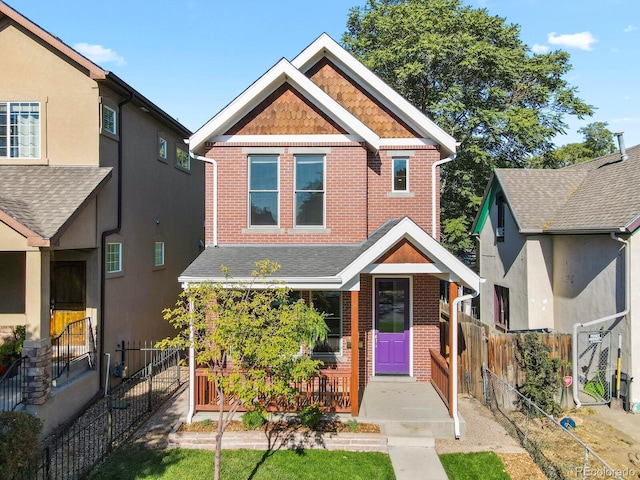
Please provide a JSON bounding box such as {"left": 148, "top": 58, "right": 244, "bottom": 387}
{"left": 432, "top": 153, "right": 456, "bottom": 238}
{"left": 451, "top": 283, "right": 482, "bottom": 438}
{"left": 572, "top": 232, "right": 629, "bottom": 407}
{"left": 190, "top": 151, "right": 218, "bottom": 246}
{"left": 99, "top": 93, "right": 133, "bottom": 390}
{"left": 186, "top": 295, "right": 195, "bottom": 424}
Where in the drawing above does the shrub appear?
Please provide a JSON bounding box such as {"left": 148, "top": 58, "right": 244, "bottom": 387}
{"left": 0, "top": 411, "right": 43, "bottom": 480}
{"left": 299, "top": 404, "right": 323, "bottom": 429}
{"left": 242, "top": 409, "right": 266, "bottom": 430}
{"left": 346, "top": 418, "right": 358, "bottom": 432}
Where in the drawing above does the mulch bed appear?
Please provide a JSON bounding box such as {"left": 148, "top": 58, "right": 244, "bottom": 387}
{"left": 181, "top": 419, "right": 381, "bottom": 434}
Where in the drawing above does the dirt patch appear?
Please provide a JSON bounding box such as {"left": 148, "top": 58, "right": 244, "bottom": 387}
{"left": 180, "top": 419, "right": 381, "bottom": 435}
{"left": 498, "top": 453, "right": 547, "bottom": 480}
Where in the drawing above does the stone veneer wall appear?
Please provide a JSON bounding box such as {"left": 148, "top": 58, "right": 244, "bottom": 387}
{"left": 21, "top": 338, "right": 52, "bottom": 405}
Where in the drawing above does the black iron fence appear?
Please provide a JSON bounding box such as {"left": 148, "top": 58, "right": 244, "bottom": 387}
{"left": 0, "top": 356, "right": 25, "bottom": 411}
{"left": 51, "top": 317, "right": 96, "bottom": 381}
{"left": 17, "top": 347, "right": 181, "bottom": 480}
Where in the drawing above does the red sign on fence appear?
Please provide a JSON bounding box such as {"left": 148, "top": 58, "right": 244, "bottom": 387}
{"left": 563, "top": 376, "right": 573, "bottom": 387}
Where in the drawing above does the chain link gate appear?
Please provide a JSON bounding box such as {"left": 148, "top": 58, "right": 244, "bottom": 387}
{"left": 576, "top": 329, "right": 612, "bottom": 405}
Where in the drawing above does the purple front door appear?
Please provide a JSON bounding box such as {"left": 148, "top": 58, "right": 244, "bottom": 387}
{"left": 375, "top": 278, "right": 410, "bottom": 374}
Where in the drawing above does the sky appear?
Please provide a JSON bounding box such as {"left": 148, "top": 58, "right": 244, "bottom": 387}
{"left": 5, "top": 0, "right": 639, "bottom": 148}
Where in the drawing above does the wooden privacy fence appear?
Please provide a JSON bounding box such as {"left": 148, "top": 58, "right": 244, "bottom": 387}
{"left": 195, "top": 368, "right": 351, "bottom": 413}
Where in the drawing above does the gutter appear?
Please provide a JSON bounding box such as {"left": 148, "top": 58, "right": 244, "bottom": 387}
{"left": 186, "top": 296, "right": 195, "bottom": 424}
{"left": 99, "top": 93, "right": 133, "bottom": 390}
{"left": 190, "top": 151, "right": 218, "bottom": 246}
{"left": 431, "top": 152, "right": 456, "bottom": 238}
{"left": 572, "top": 232, "right": 630, "bottom": 407}
{"left": 451, "top": 282, "right": 482, "bottom": 438}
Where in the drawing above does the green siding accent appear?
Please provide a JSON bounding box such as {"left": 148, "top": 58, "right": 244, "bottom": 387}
{"left": 472, "top": 181, "right": 499, "bottom": 235}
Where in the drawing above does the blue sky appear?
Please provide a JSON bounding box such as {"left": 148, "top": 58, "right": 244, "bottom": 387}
{"left": 7, "top": 0, "right": 639, "bottom": 148}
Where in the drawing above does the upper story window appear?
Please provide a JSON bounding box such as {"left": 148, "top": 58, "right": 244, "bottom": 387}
{"left": 311, "top": 291, "right": 341, "bottom": 355}
{"left": 106, "top": 242, "right": 122, "bottom": 273}
{"left": 102, "top": 105, "right": 117, "bottom": 135}
{"left": 393, "top": 157, "right": 408, "bottom": 192}
{"left": 295, "top": 155, "right": 324, "bottom": 227}
{"left": 249, "top": 155, "right": 279, "bottom": 227}
{"left": 176, "top": 147, "right": 190, "bottom": 170}
{"left": 494, "top": 285, "right": 509, "bottom": 331}
{"left": 496, "top": 193, "right": 506, "bottom": 241}
{"left": 158, "top": 137, "right": 167, "bottom": 160}
{"left": 0, "top": 102, "right": 40, "bottom": 159}
{"left": 154, "top": 242, "right": 165, "bottom": 267}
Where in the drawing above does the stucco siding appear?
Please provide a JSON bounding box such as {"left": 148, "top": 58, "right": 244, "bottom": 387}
{"left": 525, "top": 237, "right": 554, "bottom": 330}
{"left": 629, "top": 232, "right": 639, "bottom": 410}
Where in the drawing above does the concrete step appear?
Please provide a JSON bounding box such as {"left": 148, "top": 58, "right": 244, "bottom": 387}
{"left": 369, "top": 375, "right": 416, "bottom": 383}
{"left": 52, "top": 356, "right": 92, "bottom": 388}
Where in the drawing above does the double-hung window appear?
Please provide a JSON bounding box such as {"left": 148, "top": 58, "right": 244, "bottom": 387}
{"left": 393, "top": 157, "right": 408, "bottom": 192}
{"left": 176, "top": 148, "right": 190, "bottom": 170}
{"left": 0, "top": 102, "right": 40, "bottom": 159}
{"left": 295, "top": 155, "right": 324, "bottom": 227}
{"left": 311, "top": 291, "right": 341, "bottom": 355}
{"left": 154, "top": 242, "right": 165, "bottom": 267}
{"left": 158, "top": 137, "right": 167, "bottom": 160}
{"left": 249, "top": 155, "right": 279, "bottom": 226}
{"left": 106, "top": 243, "right": 122, "bottom": 273}
{"left": 496, "top": 193, "right": 506, "bottom": 241}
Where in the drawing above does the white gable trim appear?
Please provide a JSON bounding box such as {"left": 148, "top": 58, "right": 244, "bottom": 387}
{"left": 190, "top": 58, "right": 380, "bottom": 152}
{"left": 292, "top": 34, "right": 456, "bottom": 158}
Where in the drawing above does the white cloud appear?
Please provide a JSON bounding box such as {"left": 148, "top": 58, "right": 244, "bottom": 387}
{"left": 624, "top": 25, "right": 636, "bottom": 33}
{"left": 73, "top": 42, "right": 126, "bottom": 66}
{"left": 547, "top": 31, "right": 598, "bottom": 51}
{"left": 532, "top": 44, "right": 549, "bottom": 54}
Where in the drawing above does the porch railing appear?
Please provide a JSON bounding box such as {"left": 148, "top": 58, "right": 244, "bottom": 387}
{"left": 195, "top": 368, "right": 351, "bottom": 413}
{"left": 0, "top": 356, "right": 25, "bottom": 411}
{"left": 430, "top": 348, "right": 450, "bottom": 409}
{"left": 51, "top": 317, "right": 96, "bottom": 381}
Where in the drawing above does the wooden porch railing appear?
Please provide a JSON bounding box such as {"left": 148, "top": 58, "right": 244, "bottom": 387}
{"left": 430, "top": 348, "right": 450, "bottom": 410}
{"left": 195, "top": 368, "right": 351, "bottom": 413}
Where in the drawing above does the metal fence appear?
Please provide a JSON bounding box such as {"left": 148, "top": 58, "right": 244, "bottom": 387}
{"left": 0, "top": 356, "right": 25, "bottom": 411}
{"left": 482, "top": 366, "right": 625, "bottom": 480}
{"left": 17, "top": 347, "right": 181, "bottom": 480}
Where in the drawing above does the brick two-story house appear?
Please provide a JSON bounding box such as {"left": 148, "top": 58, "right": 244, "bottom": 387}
{"left": 0, "top": 2, "right": 204, "bottom": 432}
{"left": 181, "top": 34, "right": 479, "bottom": 419}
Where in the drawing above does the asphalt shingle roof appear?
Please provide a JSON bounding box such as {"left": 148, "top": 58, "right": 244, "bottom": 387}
{"left": 0, "top": 166, "right": 112, "bottom": 239}
{"left": 495, "top": 145, "right": 640, "bottom": 233}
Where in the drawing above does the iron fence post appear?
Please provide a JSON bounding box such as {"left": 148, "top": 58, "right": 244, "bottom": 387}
{"left": 147, "top": 374, "right": 153, "bottom": 412}
{"left": 107, "top": 397, "right": 113, "bottom": 453}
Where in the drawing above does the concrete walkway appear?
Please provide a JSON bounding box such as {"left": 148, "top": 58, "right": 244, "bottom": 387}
{"left": 359, "top": 377, "right": 455, "bottom": 480}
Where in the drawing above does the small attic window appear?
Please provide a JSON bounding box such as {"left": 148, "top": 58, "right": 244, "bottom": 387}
{"left": 496, "top": 193, "right": 505, "bottom": 242}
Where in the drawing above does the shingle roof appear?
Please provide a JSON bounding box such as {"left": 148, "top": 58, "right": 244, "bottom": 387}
{"left": 180, "top": 219, "right": 401, "bottom": 281}
{"left": 494, "top": 145, "right": 640, "bottom": 233}
{"left": 0, "top": 166, "right": 112, "bottom": 239}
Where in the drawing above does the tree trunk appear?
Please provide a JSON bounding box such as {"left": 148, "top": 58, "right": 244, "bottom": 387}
{"left": 214, "top": 389, "right": 224, "bottom": 480}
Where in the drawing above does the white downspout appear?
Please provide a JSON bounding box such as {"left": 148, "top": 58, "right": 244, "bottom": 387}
{"left": 186, "top": 295, "right": 196, "bottom": 424}
{"left": 190, "top": 151, "right": 218, "bottom": 247}
{"left": 431, "top": 152, "right": 456, "bottom": 238}
{"left": 572, "top": 232, "right": 630, "bottom": 407}
{"left": 451, "top": 284, "right": 482, "bottom": 438}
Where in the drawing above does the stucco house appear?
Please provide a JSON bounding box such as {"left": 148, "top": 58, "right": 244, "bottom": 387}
{"left": 472, "top": 141, "right": 639, "bottom": 412}
{"left": 181, "top": 33, "right": 479, "bottom": 430}
{"left": 0, "top": 2, "right": 204, "bottom": 431}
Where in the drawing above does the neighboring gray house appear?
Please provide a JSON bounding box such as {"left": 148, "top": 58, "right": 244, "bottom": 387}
{"left": 472, "top": 143, "right": 640, "bottom": 412}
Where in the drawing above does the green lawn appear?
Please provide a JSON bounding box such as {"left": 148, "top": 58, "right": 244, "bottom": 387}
{"left": 439, "top": 452, "right": 511, "bottom": 480}
{"left": 88, "top": 447, "right": 395, "bottom": 480}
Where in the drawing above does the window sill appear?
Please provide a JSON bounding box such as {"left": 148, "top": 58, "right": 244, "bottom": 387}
{"left": 312, "top": 353, "right": 347, "bottom": 363}
{"left": 174, "top": 165, "right": 191, "bottom": 174}
{"left": 105, "top": 271, "right": 124, "bottom": 279}
{"left": 287, "top": 228, "right": 331, "bottom": 234}
{"left": 157, "top": 157, "right": 168, "bottom": 164}
{"left": 242, "top": 227, "right": 285, "bottom": 234}
{"left": 387, "top": 192, "right": 414, "bottom": 198}
{"left": 153, "top": 265, "right": 166, "bottom": 271}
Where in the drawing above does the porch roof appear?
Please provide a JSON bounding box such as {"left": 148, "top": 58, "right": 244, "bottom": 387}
{"left": 179, "top": 217, "right": 480, "bottom": 291}
{"left": 0, "top": 166, "right": 112, "bottom": 246}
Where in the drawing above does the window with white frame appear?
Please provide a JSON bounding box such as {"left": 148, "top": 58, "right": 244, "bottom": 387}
{"left": 393, "top": 157, "right": 408, "bottom": 191}
{"left": 311, "top": 291, "right": 341, "bottom": 354}
{"left": 102, "top": 105, "right": 117, "bottom": 135}
{"left": 295, "top": 155, "right": 324, "bottom": 227}
{"left": 154, "top": 242, "right": 165, "bottom": 267}
{"left": 158, "top": 137, "right": 167, "bottom": 160}
{"left": 176, "top": 147, "right": 190, "bottom": 170}
{"left": 496, "top": 193, "right": 506, "bottom": 241}
{"left": 0, "top": 102, "right": 40, "bottom": 159}
{"left": 106, "top": 243, "right": 122, "bottom": 273}
{"left": 249, "top": 154, "right": 279, "bottom": 226}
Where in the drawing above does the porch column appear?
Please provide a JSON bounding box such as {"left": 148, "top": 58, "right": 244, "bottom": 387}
{"left": 350, "top": 290, "right": 359, "bottom": 417}
{"left": 448, "top": 282, "right": 458, "bottom": 418}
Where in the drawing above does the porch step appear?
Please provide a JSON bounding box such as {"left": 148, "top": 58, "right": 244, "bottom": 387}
{"left": 369, "top": 375, "right": 416, "bottom": 383}
{"left": 383, "top": 423, "right": 435, "bottom": 447}
{"left": 52, "top": 356, "right": 92, "bottom": 388}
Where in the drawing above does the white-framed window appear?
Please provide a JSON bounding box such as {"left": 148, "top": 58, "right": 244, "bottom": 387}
{"left": 392, "top": 157, "right": 408, "bottom": 192}
{"left": 0, "top": 102, "right": 40, "bottom": 159}
{"left": 106, "top": 242, "right": 122, "bottom": 273}
{"left": 176, "top": 147, "right": 190, "bottom": 170}
{"left": 102, "top": 105, "right": 117, "bottom": 135}
{"left": 158, "top": 137, "right": 167, "bottom": 160}
{"left": 311, "top": 291, "right": 341, "bottom": 355}
{"left": 248, "top": 154, "right": 279, "bottom": 226}
{"left": 294, "top": 155, "right": 324, "bottom": 227}
{"left": 154, "top": 242, "right": 165, "bottom": 267}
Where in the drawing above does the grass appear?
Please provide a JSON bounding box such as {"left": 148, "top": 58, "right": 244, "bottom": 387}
{"left": 88, "top": 447, "right": 396, "bottom": 480}
{"left": 439, "top": 452, "right": 511, "bottom": 480}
